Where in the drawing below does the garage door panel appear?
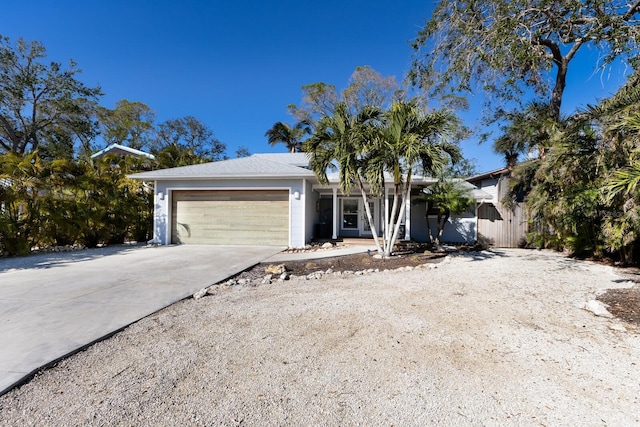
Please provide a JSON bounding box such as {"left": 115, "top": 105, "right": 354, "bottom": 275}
{"left": 171, "top": 190, "right": 289, "bottom": 246}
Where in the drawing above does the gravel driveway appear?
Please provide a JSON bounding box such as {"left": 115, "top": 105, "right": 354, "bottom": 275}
{"left": 1, "top": 249, "right": 638, "bottom": 426}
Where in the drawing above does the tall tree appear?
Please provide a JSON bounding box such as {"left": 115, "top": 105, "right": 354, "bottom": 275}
{"left": 509, "top": 70, "right": 640, "bottom": 261}
{"left": 493, "top": 101, "right": 563, "bottom": 167}
{"left": 411, "top": 1, "right": 640, "bottom": 121}
{"left": 235, "top": 146, "right": 251, "bottom": 158}
{"left": 371, "top": 100, "right": 461, "bottom": 256}
{"left": 289, "top": 66, "right": 403, "bottom": 129}
{"left": 264, "top": 120, "right": 310, "bottom": 153}
{"left": 443, "top": 157, "right": 478, "bottom": 178}
{"left": 152, "top": 116, "right": 226, "bottom": 168}
{"left": 305, "top": 102, "right": 386, "bottom": 254}
{"left": 305, "top": 99, "right": 461, "bottom": 257}
{"left": 0, "top": 35, "right": 101, "bottom": 155}
{"left": 96, "top": 100, "right": 155, "bottom": 150}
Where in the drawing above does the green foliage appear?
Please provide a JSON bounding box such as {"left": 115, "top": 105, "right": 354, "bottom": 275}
{"left": 417, "top": 178, "right": 475, "bottom": 244}
{"left": 443, "top": 157, "right": 478, "bottom": 178}
{"left": 152, "top": 116, "right": 225, "bottom": 163}
{"left": 96, "top": 100, "right": 156, "bottom": 151}
{"left": 264, "top": 120, "right": 310, "bottom": 153}
{"left": 289, "top": 66, "right": 403, "bottom": 129}
{"left": 0, "top": 152, "right": 152, "bottom": 256}
{"left": 0, "top": 35, "right": 102, "bottom": 155}
{"left": 235, "top": 146, "right": 251, "bottom": 158}
{"left": 411, "top": 1, "right": 640, "bottom": 120}
{"left": 303, "top": 69, "right": 462, "bottom": 257}
{"left": 510, "top": 70, "right": 640, "bottom": 263}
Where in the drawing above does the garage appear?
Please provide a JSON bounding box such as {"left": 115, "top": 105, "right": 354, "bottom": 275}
{"left": 171, "top": 190, "right": 289, "bottom": 246}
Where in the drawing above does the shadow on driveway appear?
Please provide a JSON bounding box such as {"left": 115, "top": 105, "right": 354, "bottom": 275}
{"left": 0, "top": 244, "right": 283, "bottom": 396}
{"left": 0, "top": 244, "right": 147, "bottom": 273}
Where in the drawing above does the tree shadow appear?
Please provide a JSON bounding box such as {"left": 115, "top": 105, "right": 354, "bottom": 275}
{"left": 454, "top": 248, "right": 507, "bottom": 261}
{"left": 0, "top": 243, "right": 146, "bottom": 273}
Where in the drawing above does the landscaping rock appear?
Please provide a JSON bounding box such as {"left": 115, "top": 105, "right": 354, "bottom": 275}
{"left": 192, "top": 288, "right": 208, "bottom": 300}
{"left": 265, "top": 264, "right": 286, "bottom": 275}
{"left": 321, "top": 242, "right": 334, "bottom": 249}
{"left": 584, "top": 300, "right": 614, "bottom": 318}
{"left": 261, "top": 274, "right": 273, "bottom": 285}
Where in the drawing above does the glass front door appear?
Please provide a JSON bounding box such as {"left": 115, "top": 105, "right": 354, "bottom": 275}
{"left": 361, "top": 200, "right": 375, "bottom": 236}
{"left": 342, "top": 198, "right": 378, "bottom": 236}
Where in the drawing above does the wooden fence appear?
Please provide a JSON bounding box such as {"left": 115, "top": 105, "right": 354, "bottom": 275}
{"left": 477, "top": 202, "right": 527, "bottom": 248}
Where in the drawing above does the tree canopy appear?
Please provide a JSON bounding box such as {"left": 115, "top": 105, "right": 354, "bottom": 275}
{"left": 289, "top": 66, "right": 404, "bottom": 128}
{"left": 152, "top": 116, "right": 226, "bottom": 167}
{"left": 0, "top": 35, "right": 102, "bottom": 155}
{"left": 264, "top": 120, "right": 310, "bottom": 153}
{"left": 411, "top": 0, "right": 640, "bottom": 120}
{"left": 96, "top": 100, "right": 155, "bottom": 151}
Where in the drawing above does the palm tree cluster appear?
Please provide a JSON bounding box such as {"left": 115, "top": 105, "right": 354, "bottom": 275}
{"left": 303, "top": 98, "right": 461, "bottom": 257}
{"left": 504, "top": 71, "right": 640, "bottom": 263}
{"left": 0, "top": 153, "right": 152, "bottom": 256}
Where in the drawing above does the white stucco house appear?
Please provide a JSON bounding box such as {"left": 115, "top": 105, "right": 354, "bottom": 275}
{"left": 128, "top": 153, "right": 486, "bottom": 247}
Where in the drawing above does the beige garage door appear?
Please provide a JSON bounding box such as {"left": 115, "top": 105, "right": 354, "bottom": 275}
{"left": 171, "top": 190, "right": 289, "bottom": 245}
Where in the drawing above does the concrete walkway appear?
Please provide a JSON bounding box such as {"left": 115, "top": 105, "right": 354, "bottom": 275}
{"left": 0, "top": 244, "right": 283, "bottom": 395}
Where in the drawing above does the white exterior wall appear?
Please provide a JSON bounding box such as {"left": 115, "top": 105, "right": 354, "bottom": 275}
{"left": 410, "top": 198, "right": 476, "bottom": 244}
{"left": 304, "top": 180, "right": 317, "bottom": 245}
{"left": 153, "top": 178, "right": 307, "bottom": 247}
{"left": 479, "top": 177, "right": 499, "bottom": 203}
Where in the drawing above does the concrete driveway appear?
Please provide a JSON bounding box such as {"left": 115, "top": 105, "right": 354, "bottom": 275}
{"left": 0, "top": 244, "right": 283, "bottom": 395}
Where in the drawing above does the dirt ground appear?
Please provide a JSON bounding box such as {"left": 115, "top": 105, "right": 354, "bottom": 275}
{"left": 1, "top": 248, "right": 639, "bottom": 426}
{"left": 256, "top": 249, "right": 640, "bottom": 329}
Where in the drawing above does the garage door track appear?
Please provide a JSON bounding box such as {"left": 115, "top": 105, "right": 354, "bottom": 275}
{"left": 0, "top": 244, "right": 283, "bottom": 395}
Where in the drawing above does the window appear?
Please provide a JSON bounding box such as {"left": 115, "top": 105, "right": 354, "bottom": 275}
{"left": 342, "top": 199, "right": 358, "bottom": 229}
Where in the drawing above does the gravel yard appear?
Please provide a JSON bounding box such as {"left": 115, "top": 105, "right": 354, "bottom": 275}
{"left": 1, "top": 248, "right": 639, "bottom": 426}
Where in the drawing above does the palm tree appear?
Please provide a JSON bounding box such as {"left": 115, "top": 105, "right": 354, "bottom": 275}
{"left": 418, "top": 179, "right": 474, "bottom": 244}
{"left": 303, "top": 102, "right": 386, "bottom": 254}
{"left": 493, "top": 101, "right": 560, "bottom": 169}
{"left": 265, "top": 120, "right": 310, "bottom": 153}
{"left": 372, "top": 100, "right": 461, "bottom": 256}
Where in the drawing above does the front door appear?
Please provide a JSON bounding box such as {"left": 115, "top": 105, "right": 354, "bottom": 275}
{"left": 360, "top": 200, "right": 377, "bottom": 236}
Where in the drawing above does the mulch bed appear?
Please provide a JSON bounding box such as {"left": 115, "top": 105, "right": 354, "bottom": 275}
{"left": 598, "top": 288, "right": 640, "bottom": 326}
{"left": 278, "top": 251, "right": 448, "bottom": 275}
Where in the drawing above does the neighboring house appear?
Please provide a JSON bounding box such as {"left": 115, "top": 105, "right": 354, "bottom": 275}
{"left": 91, "top": 143, "right": 156, "bottom": 160}
{"left": 128, "top": 153, "right": 487, "bottom": 247}
{"left": 466, "top": 167, "right": 528, "bottom": 248}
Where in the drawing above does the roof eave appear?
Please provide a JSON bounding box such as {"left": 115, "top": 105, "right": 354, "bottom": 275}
{"left": 128, "top": 173, "right": 316, "bottom": 181}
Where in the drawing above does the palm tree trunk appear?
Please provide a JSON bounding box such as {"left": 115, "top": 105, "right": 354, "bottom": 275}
{"left": 387, "top": 177, "right": 411, "bottom": 256}
{"left": 356, "top": 176, "right": 383, "bottom": 254}
{"left": 384, "top": 186, "right": 400, "bottom": 255}
{"left": 437, "top": 211, "right": 450, "bottom": 245}
{"left": 425, "top": 204, "right": 435, "bottom": 243}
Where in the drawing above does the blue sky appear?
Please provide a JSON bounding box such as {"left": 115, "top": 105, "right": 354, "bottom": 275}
{"left": 2, "top": 1, "right": 632, "bottom": 173}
